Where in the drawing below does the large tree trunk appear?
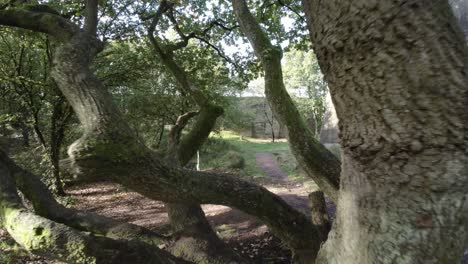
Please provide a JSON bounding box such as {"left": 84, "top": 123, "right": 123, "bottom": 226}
{"left": 303, "top": 0, "right": 467, "bottom": 263}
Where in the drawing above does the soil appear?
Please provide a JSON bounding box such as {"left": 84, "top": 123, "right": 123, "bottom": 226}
{"left": 62, "top": 152, "right": 331, "bottom": 263}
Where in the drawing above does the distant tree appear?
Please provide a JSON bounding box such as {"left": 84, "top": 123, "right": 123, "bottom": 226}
{"left": 0, "top": 29, "right": 72, "bottom": 195}
{"left": 450, "top": 0, "right": 468, "bottom": 38}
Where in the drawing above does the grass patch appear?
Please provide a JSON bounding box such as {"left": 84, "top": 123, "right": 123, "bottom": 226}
{"left": 203, "top": 131, "right": 307, "bottom": 180}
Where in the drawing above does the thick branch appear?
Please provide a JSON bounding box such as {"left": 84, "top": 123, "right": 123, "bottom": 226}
{"left": 166, "top": 110, "right": 199, "bottom": 163}
{"left": 168, "top": 111, "right": 199, "bottom": 149}
{"left": 232, "top": 0, "right": 341, "bottom": 202}
{"left": 0, "top": 8, "right": 78, "bottom": 41}
{"left": 147, "top": 2, "right": 209, "bottom": 106}
{"left": 176, "top": 105, "right": 223, "bottom": 164}
{"left": 84, "top": 0, "right": 99, "bottom": 36}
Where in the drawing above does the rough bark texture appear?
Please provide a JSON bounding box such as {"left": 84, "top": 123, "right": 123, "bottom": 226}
{"left": 0, "top": 6, "right": 318, "bottom": 259}
{"left": 303, "top": 0, "right": 467, "bottom": 263}
{"left": 231, "top": 0, "right": 341, "bottom": 203}
{"left": 308, "top": 191, "right": 331, "bottom": 244}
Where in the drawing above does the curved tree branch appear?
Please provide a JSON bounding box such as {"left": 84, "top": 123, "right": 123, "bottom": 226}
{"left": 0, "top": 151, "right": 187, "bottom": 264}
{"left": 0, "top": 8, "right": 78, "bottom": 41}
{"left": 0, "top": 149, "right": 169, "bottom": 246}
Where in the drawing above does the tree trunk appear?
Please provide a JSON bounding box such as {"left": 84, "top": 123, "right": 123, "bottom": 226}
{"left": 308, "top": 191, "right": 330, "bottom": 244}
{"left": 146, "top": 8, "right": 243, "bottom": 261}
{"left": 50, "top": 94, "right": 70, "bottom": 196}
{"left": 165, "top": 108, "right": 245, "bottom": 263}
{"left": 302, "top": 0, "right": 467, "bottom": 263}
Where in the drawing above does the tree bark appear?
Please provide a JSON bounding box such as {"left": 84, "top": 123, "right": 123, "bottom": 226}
{"left": 231, "top": 0, "right": 341, "bottom": 203}
{"left": 308, "top": 191, "right": 330, "bottom": 244}
{"left": 302, "top": 0, "right": 467, "bottom": 263}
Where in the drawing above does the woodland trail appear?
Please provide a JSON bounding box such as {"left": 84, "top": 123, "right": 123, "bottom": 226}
{"left": 255, "top": 152, "right": 337, "bottom": 220}
{"left": 254, "top": 153, "right": 288, "bottom": 181}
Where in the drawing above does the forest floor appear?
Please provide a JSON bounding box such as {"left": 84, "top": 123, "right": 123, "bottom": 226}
{"left": 62, "top": 150, "right": 328, "bottom": 263}
{"left": 1, "top": 132, "right": 466, "bottom": 263}
{"left": 0, "top": 146, "right": 323, "bottom": 263}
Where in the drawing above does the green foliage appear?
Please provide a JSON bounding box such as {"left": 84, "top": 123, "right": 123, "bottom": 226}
{"left": 283, "top": 49, "right": 327, "bottom": 133}
{"left": 12, "top": 146, "right": 54, "bottom": 187}
{"left": 199, "top": 135, "right": 242, "bottom": 170}
{"left": 206, "top": 131, "right": 293, "bottom": 178}
{"left": 283, "top": 49, "right": 327, "bottom": 98}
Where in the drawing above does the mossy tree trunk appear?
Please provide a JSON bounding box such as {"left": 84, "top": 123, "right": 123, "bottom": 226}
{"left": 0, "top": 149, "right": 187, "bottom": 264}
{"left": 302, "top": 0, "right": 468, "bottom": 263}
{"left": 2, "top": 149, "right": 169, "bottom": 246}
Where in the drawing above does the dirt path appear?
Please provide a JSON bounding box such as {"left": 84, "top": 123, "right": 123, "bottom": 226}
{"left": 58, "top": 155, "right": 317, "bottom": 263}
{"left": 255, "top": 153, "right": 288, "bottom": 181}
{"left": 255, "top": 152, "right": 337, "bottom": 220}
